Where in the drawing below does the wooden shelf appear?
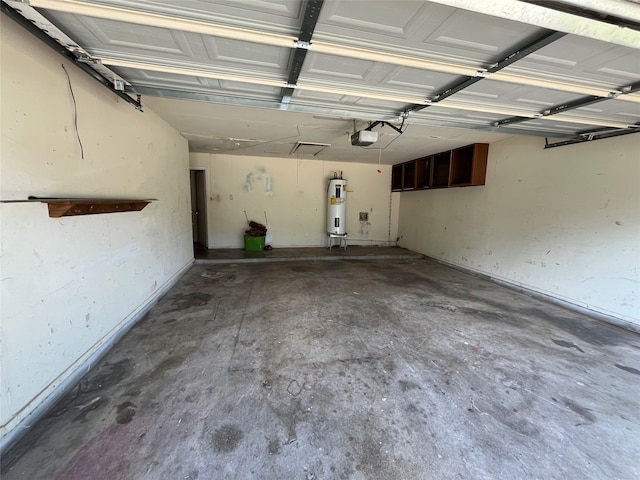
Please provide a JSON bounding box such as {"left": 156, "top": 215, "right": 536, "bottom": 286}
{"left": 29, "top": 198, "right": 153, "bottom": 217}
{"left": 391, "top": 143, "right": 488, "bottom": 192}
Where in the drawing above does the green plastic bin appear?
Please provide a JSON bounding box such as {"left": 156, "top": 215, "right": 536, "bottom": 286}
{"left": 244, "top": 235, "right": 265, "bottom": 251}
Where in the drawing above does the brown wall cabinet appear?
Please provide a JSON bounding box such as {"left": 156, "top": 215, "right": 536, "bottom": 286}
{"left": 391, "top": 143, "right": 488, "bottom": 192}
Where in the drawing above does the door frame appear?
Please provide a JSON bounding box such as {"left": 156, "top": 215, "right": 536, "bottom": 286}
{"left": 189, "top": 169, "right": 208, "bottom": 248}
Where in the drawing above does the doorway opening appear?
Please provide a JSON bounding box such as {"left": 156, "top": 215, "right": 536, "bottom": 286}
{"left": 190, "top": 170, "right": 208, "bottom": 249}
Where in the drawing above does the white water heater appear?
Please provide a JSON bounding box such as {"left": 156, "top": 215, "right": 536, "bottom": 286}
{"left": 327, "top": 176, "right": 347, "bottom": 235}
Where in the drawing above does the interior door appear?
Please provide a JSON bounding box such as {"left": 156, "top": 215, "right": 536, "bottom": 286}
{"left": 190, "top": 171, "right": 199, "bottom": 243}
{"left": 195, "top": 170, "right": 208, "bottom": 247}
{"left": 190, "top": 170, "right": 208, "bottom": 248}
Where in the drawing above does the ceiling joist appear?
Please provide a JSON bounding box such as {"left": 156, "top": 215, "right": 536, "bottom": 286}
{"left": 22, "top": 0, "right": 640, "bottom": 104}
{"left": 6, "top": 0, "right": 639, "bottom": 149}
{"left": 27, "top": 0, "right": 296, "bottom": 47}
{"left": 281, "top": 0, "right": 324, "bottom": 104}
{"left": 1, "top": 1, "right": 141, "bottom": 109}
{"left": 422, "top": 0, "right": 640, "bottom": 49}
{"left": 405, "top": 29, "right": 568, "bottom": 115}
{"left": 97, "top": 57, "right": 635, "bottom": 130}
{"left": 544, "top": 122, "right": 640, "bottom": 149}
{"left": 493, "top": 79, "right": 640, "bottom": 128}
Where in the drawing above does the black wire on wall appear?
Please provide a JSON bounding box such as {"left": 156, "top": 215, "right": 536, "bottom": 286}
{"left": 61, "top": 64, "right": 84, "bottom": 159}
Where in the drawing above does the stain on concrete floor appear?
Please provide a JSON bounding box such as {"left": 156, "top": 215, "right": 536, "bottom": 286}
{"left": 212, "top": 425, "right": 244, "bottom": 453}
{"left": 3, "top": 258, "right": 640, "bottom": 480}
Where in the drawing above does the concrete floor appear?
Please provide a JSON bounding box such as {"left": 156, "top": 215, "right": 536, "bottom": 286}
{"left": 3, "top": 255, "right": 640, "bottom": 479}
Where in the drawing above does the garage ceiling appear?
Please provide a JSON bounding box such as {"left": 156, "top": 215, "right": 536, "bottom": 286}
{"left": 3, "top": 0, "right": 640, "bottom": 164}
